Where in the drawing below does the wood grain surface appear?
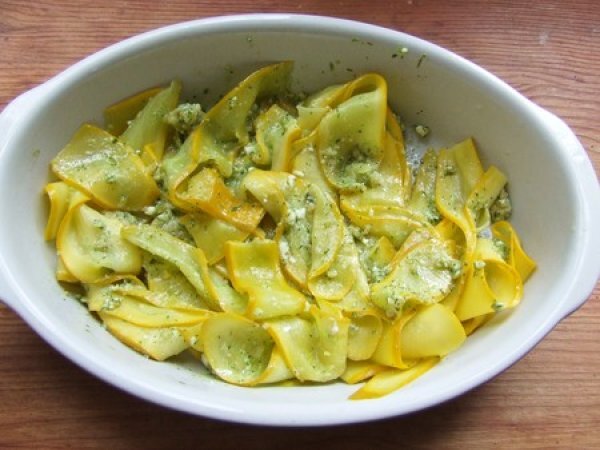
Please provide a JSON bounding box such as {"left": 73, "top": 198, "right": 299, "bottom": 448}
{"left": 1, "top": 1, "right": 599, "bottom": 448}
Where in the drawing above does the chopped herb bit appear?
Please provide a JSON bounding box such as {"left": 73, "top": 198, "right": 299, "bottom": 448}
{"left": 493, "top": 238, "right": 509, "bottom": 261}
{"left": 492, "top": 301, "right": 505, "bottom": 311}
{"left": 491, "top": 188, "right": 512, "bottom": 222}
{"left": 415, "top": 124, "right": 430, "bottom": 138}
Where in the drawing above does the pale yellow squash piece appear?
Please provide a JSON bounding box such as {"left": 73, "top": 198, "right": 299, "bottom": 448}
{"left": 408, "top": 149, "right": 440, "bottom": 224}
{"left": 296, "top": 83, "right": 346, "bottom": 134}
{"left": 44, "top": 181, "right": 85, "bottom": 240}
{"left": 328, "top": 232, "right": 375, "bottom": 314}
{"left": 99, "top": 313, "right": 188, "bottom": 361}
{"left": 435, "top": 138, "right": 486, "bottom": 264}
{"left": 341, "top": 360, "right": 387, "bottom": 384}
{"left": 347, "top": 313, "right": 383, "bottom": 361}
{"left": 291, "top": 138, "right": 338, "bottom": 202}
{"left": 225, "top": 240, "right": 305, "bottom": 320}
{"left": 201, "top": 312, "right": 275, "bottom": 385}
{"left": 88, "top": 285, "right": 209, "bottom": 328}
{"left": 369, "top": 236, "right": 397, "bottom": 267}
{"left": 121, "top": 223, "right": 216, "bottom": 309}
{"left": 341, "top": 201, "right": 429, "bottom": 248}
{"left": 370, "top": 239, "right": 460, "bottom": 318}
{"left": 350, "top": 357, "right": 439, "bottom": 400}
{"left": 264, "top": 305, "right": 349, "bottom": 382}
{"left": 454, "top": 239, "right": 523, "bottom": 321}
{"left": 126, "top": 225, "right": 246, "bottom": 313}
{"left": 57, "top": 203, "right": 143, "bottom": 283}
{"left": 120, "top": 80, "right": 181, "bottom": 166}
{"left": 143, "top": 253, "right": 210, "bottom": 310}
{"left": 356, "top": 235, "right": 396, "bottom": 285}
{"left": 492, "top": 221, "right": 537, "bottom": 282}
{"left": 51, "top": 124, "right": 159, "bottom": 211}
{"left": 435, "top": 148, "right": 476, "bottom": 263}
{"left": 453, "top": 138, "right": 484, "bottom": 195}
{"left": 104, "top": 86, "right": 163, "bottom": 136}
{"left": 275, "top": 180, "right": 315, "bottom": 287}
{"left": 308, "top": 185, "right": 344, "bottom": 279}
{"left": 385, "top": 108, "right": 412, "bottom": 197}
{"left": 181, "top": 212, "right": 249, "bottom": 264}
{"left": 401, "top": 303, "right": 466, "bottom": 359}
{"left": 253, "top": 347, "right": 295, "bottom": 385}
{"left": 179, "top": 322, "right": 206, "bottom": 352}
{"left": 341, "top": 114, "right": 409, "bottom": 211}
{"left": 204, "top": 268, "right": 248, "bottom": 315}
{"left": 307, "top": 227, "right": 355, "bottom": 301}
{"left": 180, "top": 167, "right": 265, "bottom": 232}
{"left": 255, "top": 103, "right": 301, "bottom": 171}
{"left": 56, "top": 256, "right": 79, "bottom": 283}
{"left": 462, "top": 313, "right": 493, "bottom": 336}
{"left": 439, "top": 275, "right": 466, "bottom": 312}
{"left": 467, "top": 166, "right": 508, "bottom": 231}
{"left": 242, "top": 169, "right": 291, "bottom": 222}
{"left": 317, "top": 74, "right": 388, "bottom": 192}
{"left": 371, "top": 310, "right": 417, "bottom": 369}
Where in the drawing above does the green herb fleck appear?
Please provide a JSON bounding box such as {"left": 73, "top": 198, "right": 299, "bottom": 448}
{"left": 492, "top": 301, "right": 505, "bottom": 311}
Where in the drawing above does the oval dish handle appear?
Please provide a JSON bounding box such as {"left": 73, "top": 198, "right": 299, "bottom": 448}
{"left": 533, "top": 106, "right": 600, "bottom": 319}
{"left": 0, "top": 86, "right": 43, "bottom": 154}
{"left": 0, "top": 86, "right": 46, "bottom": 312}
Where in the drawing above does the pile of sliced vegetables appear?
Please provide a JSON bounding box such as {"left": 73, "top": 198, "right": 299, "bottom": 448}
{"left": 44, "top": 62, "right": 536, "bottom": 399}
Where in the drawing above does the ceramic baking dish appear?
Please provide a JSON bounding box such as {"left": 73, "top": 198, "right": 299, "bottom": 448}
{"left": 0, "top": 14, "right": 598, "bottom": 426}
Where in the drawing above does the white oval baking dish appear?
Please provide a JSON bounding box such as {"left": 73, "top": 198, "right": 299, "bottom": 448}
{"left": 0, "top": 14, "right": 598, "bottom": 426}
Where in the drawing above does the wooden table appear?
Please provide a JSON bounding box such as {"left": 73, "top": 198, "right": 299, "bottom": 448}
{"left": 1, "top": 1, "right": 598, "bottom": 448}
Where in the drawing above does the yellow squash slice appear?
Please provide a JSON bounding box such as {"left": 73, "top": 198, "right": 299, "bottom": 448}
{"left": 350, "top": 357, "right": 439, "bottom": 400}
{"left": 51, "top": 124, "right": 159, "bottom": 211}
{"left": 181, "top": 167, "right": 265, "bottom": 232}
{"left": 255, "top": 103, "right": 301, "bottom": 171}
{"left": 317, "top": 74, "right": 388, "bottom": 192}
{"left": 265, "top": 305, "right": 350, "bottom": 382}
{"left": 181, "top": 212, "right": 250, "bottom": 264}
{"left": 57, "top": 203, "right": 143, "bottom": 283}
{"left": 104, "top": 86, "right": 163, "bottom": 136}
{"left": 370, "top": 239, "right": 461, "bottom": 318}
{"left": 99, "top": 314, "right": 188, "bottom": 361}
{"left": 44, "top": 181, "right": 85, "bottom": 240}
{"left": 201, "top": 312, "right": 275, "bottom": 385}
{"left": 225, "top": 239, "right": 305, "bottom": 319}
{"left": 120, "top": 80, "right": 181, "bottom": 166}
{"left": 401, "top": 303, "right": 466, "bottom": 359}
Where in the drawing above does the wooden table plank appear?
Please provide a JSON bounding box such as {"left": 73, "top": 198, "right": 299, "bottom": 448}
{"left": 1, "top": 1, "right": 599, "bottom": 448}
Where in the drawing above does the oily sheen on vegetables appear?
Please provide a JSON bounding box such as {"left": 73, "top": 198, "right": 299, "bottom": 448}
{"left": 45, "top": 62, "right": 536, "bottom": 399}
